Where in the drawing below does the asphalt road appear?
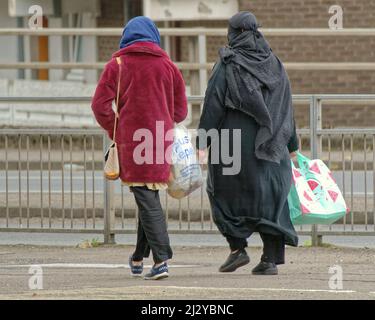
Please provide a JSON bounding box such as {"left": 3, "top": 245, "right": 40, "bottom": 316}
{"left": 0, "top": 170, "right": 373, "bottom": 195}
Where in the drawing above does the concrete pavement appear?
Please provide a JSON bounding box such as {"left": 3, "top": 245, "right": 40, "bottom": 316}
{"left": 1, "top": 244, "right": 375, "bottom": 300}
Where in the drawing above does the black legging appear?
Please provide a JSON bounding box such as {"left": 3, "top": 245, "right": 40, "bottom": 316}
{"left": 131, "top": 186, "right": 173, "bottom": 264}
{"left": 226, "top": 233, "right": 285, "bottom": 265}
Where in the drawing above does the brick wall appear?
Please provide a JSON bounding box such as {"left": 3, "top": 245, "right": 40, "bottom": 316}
{"left": 180, "top": 0, "right": 375, "bottom": 127}
{"left": 241, "top": 0, "right": 375, "bottom": 127}
{"left": 238, "top": 0, "right": 375, "bottom": 92}
{"left": 97, "top": 0, "right": 144, "bottom": 61}
{"left": 239, "top": 0, "right": 375, "bottom": 28}
{"left": 97, "top": 0, "right": 125, "bottom": 61}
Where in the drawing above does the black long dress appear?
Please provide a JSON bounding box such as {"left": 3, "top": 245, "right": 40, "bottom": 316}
{"left": 197, "top": 62, "right": 299, "bottom": 247}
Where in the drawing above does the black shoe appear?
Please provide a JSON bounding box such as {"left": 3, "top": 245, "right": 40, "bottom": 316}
{"left": 252, "top": 261, "right": 278, "bottom": 275}
{"left": 219, "top": 249, "right": 250, "bottom": 273}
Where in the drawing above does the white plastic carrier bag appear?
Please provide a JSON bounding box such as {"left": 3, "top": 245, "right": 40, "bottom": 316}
{"left": 168, "top": 124, "right": 203, "bottom": 199}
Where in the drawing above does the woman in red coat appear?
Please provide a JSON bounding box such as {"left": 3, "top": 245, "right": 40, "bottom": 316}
{"left": 92, "top": 16, "right": 188, "bottom": 280}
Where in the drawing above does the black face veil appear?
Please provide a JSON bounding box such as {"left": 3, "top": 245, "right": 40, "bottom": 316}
{"left": 227, "top": 11, "right": 259, "bottom": 42}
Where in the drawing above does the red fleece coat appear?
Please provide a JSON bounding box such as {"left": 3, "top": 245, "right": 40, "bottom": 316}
{"left": 92, "top": 42, "right": 188, "bottom": 183}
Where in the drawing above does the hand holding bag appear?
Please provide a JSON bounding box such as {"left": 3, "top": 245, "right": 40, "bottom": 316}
{"left": 104, "top": 57, "right": 122, "bottom": 180}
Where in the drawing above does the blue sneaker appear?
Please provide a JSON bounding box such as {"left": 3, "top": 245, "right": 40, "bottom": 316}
{"left": 129, "top": 256, "right": 143, "bottom": 277}
{"left": 144, "top": 262, "right": 169, "bottom": 280}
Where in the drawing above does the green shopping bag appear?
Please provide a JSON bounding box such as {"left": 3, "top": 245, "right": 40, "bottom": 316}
{"left": 288, "top": 152, "right": 348, "bottom": 225}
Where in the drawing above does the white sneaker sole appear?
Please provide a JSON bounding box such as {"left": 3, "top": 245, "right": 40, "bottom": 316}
{"left": 131, "top": 273, "right": 143, "bottom": 278}
{"left": 144, "top": 272, "right": 169, "bottom": 280}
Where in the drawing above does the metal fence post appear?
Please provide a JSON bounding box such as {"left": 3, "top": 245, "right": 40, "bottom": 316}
{"left": 103, "top": 134, "right": 116, "bottom": 244}
{"left": 198, "top": 34, "right": 207, "bottom": 113}
{"left": 310, "top": 96, "right": 323, "bottom": 246}
{"left": 188, "top": 35, "right": 199, "bottom": 94}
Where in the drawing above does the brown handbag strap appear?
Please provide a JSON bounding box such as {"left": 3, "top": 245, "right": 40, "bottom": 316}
{"left": 113, "top": 57, "right": 122, "bottom": 142}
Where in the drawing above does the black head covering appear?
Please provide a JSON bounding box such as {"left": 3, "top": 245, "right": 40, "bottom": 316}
{"left": 219, "top": 11, "right": 295, "bottom": 163}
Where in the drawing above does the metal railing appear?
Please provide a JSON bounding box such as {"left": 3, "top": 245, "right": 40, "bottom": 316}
{"left": 1, "top": 28, "right": 375, "bottom": 72}
{"left": 1, "top": 27, "right": 375, "bottom": 101}
{"left": 1, "top": 95, "right": 375, "bottom": 245}
{"left": 0, "top": 95, "right": 194, "bottom": 127}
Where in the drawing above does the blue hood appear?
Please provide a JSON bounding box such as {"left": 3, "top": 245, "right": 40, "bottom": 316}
{"left": 119, "top": 16, "right": 161, "bottom": 49}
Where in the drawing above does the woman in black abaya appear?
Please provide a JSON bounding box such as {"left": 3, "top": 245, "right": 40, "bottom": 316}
{"left": 197, "top": 11, "right": 299, "bottom": 275}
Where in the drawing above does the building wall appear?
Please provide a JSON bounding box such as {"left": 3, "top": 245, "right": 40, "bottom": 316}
{"left": 240, "top": 0, "right": 375, "bottom": 127}
{"left": 97, "top": 0, "right": 144, "bottom": 61}
{"left": 239, "top": 0, "right": 375, "bottom": 92}
{"left": 180, "top": 0, "right": 375, "bottom": 93}
{"left": 179, "top": 0, "right": 375, "bottom": 127}
{"left": 96, "top": 0, "right": 375, "bottom": 127}
{"left": 97, "top": 0, "right": 125, "bottom": 61}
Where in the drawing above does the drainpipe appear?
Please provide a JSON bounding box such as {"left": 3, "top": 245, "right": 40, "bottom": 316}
{"left": 38, "top": 16, "right": 49, "bottom": 80}
{"left": 53, "top": 0, "right": 62, "bottom": 17}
